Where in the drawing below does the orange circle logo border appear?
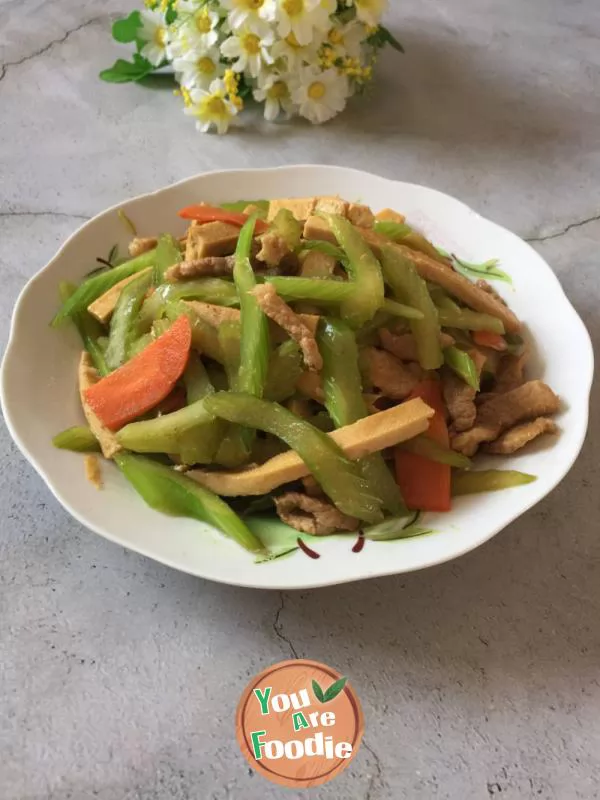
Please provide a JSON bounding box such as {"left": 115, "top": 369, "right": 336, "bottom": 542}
{"left": 236, "top": 659, "right": 364, "bottom": 788}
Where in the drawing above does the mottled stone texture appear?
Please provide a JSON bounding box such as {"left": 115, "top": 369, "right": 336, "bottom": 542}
{"left": 1, "top": 1, "right": 599, "bottom": 797}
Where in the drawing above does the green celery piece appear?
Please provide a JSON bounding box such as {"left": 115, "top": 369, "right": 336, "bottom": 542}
{"left": 400, "top": 435, "right": 472, "bottom": 468}
{"left": 266, "top": 276, "right": 355, "bottom": 304}
{"left": 104, "top": 269, "right": 153, "bottom": 370}
{"left": 183, "top": 355, "right": 214, "bottom": 404}
{"left": 137, "top": 290, "right": 166, "bottom": 334}
{"left": 326, "top": 214, "right": 385, "bottom": 327}
{"left": 318, "top": 318, "right": 406, "bottom": 515}
{"left": 452, "top": 470, "right": 536, "bottom": 496}
{"left": 382, "top": 298, "right": 425, "bottom": 321}
{"left": 373, "top": 220, "right": 412, "bottom": 240}
{"left": 128, "top": 331, "right": 153, "bottom": 358}
{"left": 380, "top": 245, "right": 443, "bottom": 369}
{"left": 52, "top": 248, "right": 157, "bottom": 326}
{"left": 114, "top": 453, "right": 264, "bottom": 554}
{"left": 158, "top": 278, "right": 239, "bottom": 307}
{"left": 165, "top": 300, "right": 223, "bottom": 361}
{"left": 300, "top": 239, "right": 348, "bottom": 266}
{"left": 214, "top": 430, "right": 252, "bottom": 468}
{"left": 444, "top": 346, "right": 480, "bottom": 390}
{"left": 264, "top": 341, "right": 303, "bottom": 403}
{"left": 152, "top": 234, "right": 181, "bottom": 285}
{"left": 52, "top": 426, "right": 100, "bottom": 452}
{"left": 58, "top": 282, "right": 109, "bottom": 376}
{"left": 437, "top": 307, "right": 505, "bottom": 333}
{"left": 205, "top": 392, "right": 384, "bottom": 523}
{"left": 234, "top": 216, "right": 270, "bottom": 398}
{"left": 221, "top": 199, "right": 269, "bottom": 218}
{"left": 270, "top": 208, "right": 302, "bottom": 250}
{"left": 116, "top": 399, "right": 225, "bottom": 465}
{"left": 218, "top": 321, "right": 242, "bottom": 390}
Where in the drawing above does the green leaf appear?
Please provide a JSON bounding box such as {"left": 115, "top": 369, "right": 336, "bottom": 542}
{"left": 312, "top": 679, "right": 325, "bottom": 703}
{"left": 165, "top": 4, "right": 178, "bottom": 25}
{"left": 301, "top": 239, "right": 348, "bottom": 264}
{"left": 363, "top": 512, "right": 435, "bottom": 542}
{"left": 112, "top": 11, "right": 142, "bottom": 43}
{"left": 99, "top": 54, "right": 155, "bottom": 84}
{"left": 323, "top": 677, "right": 348, "bottom": 702}
{"left": 378, "top": 25, "right": 405, "bottom": 53}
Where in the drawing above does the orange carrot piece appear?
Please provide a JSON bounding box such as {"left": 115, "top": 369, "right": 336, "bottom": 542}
{"left": 394, "top": 380, "right": 451, "bottom": 512}
{"left": 472, "top": 330, "right": 507, "bottom": 351}
{"left": 84, "top": 315, "right": 192, "bottom": 430}
{"left": 177, "top": 204, "right": 269, "bottom": 234}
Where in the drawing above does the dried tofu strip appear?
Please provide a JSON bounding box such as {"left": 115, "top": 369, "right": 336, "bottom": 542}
{"left": 187, "top": 397, "right": 434, "bottom": 496}
{"left": 78, "top": 352, "right": 122, "bottom": 459}
{"left": 84, "top": 454, "right": 103, "bottom": 489}
{"left": 88, "top": 268, "right": 152, "bottom": 324}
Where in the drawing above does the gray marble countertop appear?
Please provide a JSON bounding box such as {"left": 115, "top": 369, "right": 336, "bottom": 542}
{"left": 1, "top": 1, "right": 599, "bottom": 798}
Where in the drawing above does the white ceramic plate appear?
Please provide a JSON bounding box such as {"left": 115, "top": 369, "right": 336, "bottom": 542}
{"left": 1, "top": 166, "right": 593, "bottom": 589}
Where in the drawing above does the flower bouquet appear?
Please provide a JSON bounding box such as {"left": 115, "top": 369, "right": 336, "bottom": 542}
{"left": 100, "top": 0, "right": 402, "bottom": 133}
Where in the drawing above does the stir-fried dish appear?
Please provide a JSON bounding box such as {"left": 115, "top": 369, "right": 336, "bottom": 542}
{"left": 52, "top": 195, "right": 560, "bottom": 558}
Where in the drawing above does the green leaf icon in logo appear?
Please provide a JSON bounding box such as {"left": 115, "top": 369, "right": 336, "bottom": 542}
{"left": 312, "top": 676, "right": 348, "bottom": 704}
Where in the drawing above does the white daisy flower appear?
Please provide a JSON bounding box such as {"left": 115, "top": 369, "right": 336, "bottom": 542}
{"left": 176, "top": 2, "right": 220, "bottom": 50}
{"left": 274, "top": 0, "right": 327, "bottom": 46}
{"left": 271, "top": 32, "right": 319, "bottom": 70}
{"left": 173, "top": 47, "right": 224, "bottom": 90}
{"left": 184, "top": 78, "right": 239, "bottom": 134}
{"left": 354, "top": 0, "right": 388, "bottom": 28}
{"left": 325, "top": 20, "right": 366, "bottom": 59}
{"left": 253, "top": 73, "right": 295, "bottom": 120}
{"left": 138, "top": 10, "right": 169, "bottom": 66}
{"left": 290, "top": 66, "right": 349, "bottom": 124}
{"left": 220, "top": 25, "right": 274, "bottom": 78}
{"left": 221, "top": 0, "right": 276, "bottom": 33}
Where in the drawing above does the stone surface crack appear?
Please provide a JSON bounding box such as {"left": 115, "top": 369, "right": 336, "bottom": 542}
{"left": 525, "top": 212, "right": 600, "bottom": 243}
{"left": 363, "top": 740, "right": 384, "bottom": 800}
{"left": 273, "top": 591, "right": 298, "bottom": 659}
{"left": 0, "top": 210, "right": 90, "bottom": 221}
{"left": 0, "top": 17, "right": 104, "bottom": 84}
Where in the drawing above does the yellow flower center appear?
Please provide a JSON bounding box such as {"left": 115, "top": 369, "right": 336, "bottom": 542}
{"left": 285, "top": 33, "right": 302, "bottom": 49}
{"left": 268, "top": 81, "right": 288, "bottom": 99}
{"left": 197, "top": 56, "right": 216, "bottom": 74}
{"left": 242, "top": 33, "right": 261, "bottom": 55}
{"left": 283, "top": 0, "right": 303, "bottom": 18}
{"left": 308, "top": 81, "right": 326, "bottom": 100}
{"left": 328, "top": 28, "right": 343, "bottom": 45}
{"left": 154, "top": 27, "right": 166, "bottom": 46}
{"left": 245, "top": 0, "right": 264, "bottom": 8}
{"left": 205, "top": 96, "right": 227, "bottom": 116}
{"left": 195, "top": 11, "right": 212, "bottom": 33}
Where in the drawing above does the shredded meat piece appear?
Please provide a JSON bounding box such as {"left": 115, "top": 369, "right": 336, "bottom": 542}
{"left": 379, "top": 329, "right": 455, "bottom": 361}
{"left": 250, "top": 284, "right": 323, "bottom": 371}
{"left": 274, "top": 492, "right": 360, "bottom": 536}
{"left": 301, "top": 476, "right": 323, "bottom": 497}
{"left": 451, "top": 380, "right": 560, "bottom": 456}
{"left": 296, "top": 371, "right": 324, "bottom": 402}
{"left": 165, "top": 256, "right": 235, "bottom": 281}
{"left": 362, "top": 347, "right": 418, "bottom": 400}
{"left": 443, "top": 369, "right": 477, "bottom": 432}
{"left": 128, "top": 237, "right": 157, "bottom": 257}
{"left": 484, "top": 417, "right": 558, "bottom": 454}
{"left": 84, "top": 454, "right": 103, "bottom": 489}
{"left": 494, "top": 350, "right": 529, "bottom": 394}
{"left": 256, "top": 232, "right": 290, "bottom": 268}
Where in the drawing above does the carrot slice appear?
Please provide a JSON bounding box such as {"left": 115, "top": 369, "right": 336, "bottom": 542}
{"left": 394, "top": 380, "right": 451, "bottom": 512}
{"left": 84, "top": 315, "right": 192, "bottom": 430}
{"left": 472, "top": 330, "right": 507, "bottom": 351}
{"left": 178, "top": 204, "right": 269, "bottom": 234}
